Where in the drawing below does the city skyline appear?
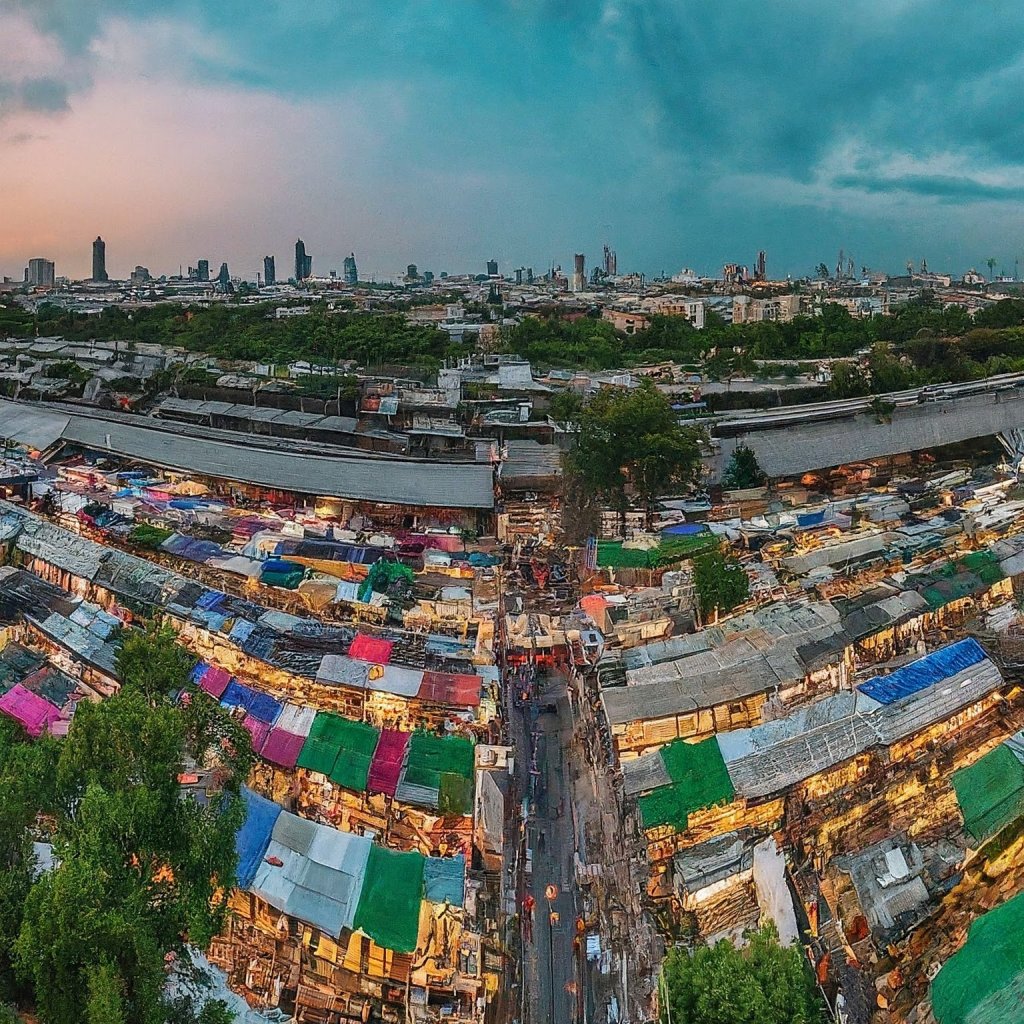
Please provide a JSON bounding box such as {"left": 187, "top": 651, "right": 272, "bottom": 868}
{"left": 5, "top": 3, "right": 1024, "bottom": 281}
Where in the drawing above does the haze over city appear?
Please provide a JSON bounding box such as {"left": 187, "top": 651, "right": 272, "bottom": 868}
{"left": 5, "top": 0, "right": 1024, "bottom": 281}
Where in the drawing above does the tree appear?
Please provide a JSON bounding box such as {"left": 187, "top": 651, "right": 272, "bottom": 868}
{"left": 548, "top": 390, "right": 584, "bottom": 425}
{"left": 692, "top": 548, "right": 749, "bottom": 622}
{"left": 11, "top": 625, "right": 251, "bottom": 1024}
{"left": 721, "top": 444, "right": 766, "bottom": 490}
{"left": 661, "top": 926, "right": 824, "bottom": 1024}
{"left": 569, "top": 380, "right": 702, "bottom": 524}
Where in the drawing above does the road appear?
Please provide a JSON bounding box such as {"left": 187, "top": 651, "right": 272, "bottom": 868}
{"left": 522, "top": 677, "right": 580, "bottom": 1024}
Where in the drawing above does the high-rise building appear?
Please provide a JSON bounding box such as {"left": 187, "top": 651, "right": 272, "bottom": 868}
{"left": 130, "top": 265, "right": 151, "bottom": 288}
{"left": 295, "top": 239, "right": 312, "bottom": 281}
{"left": 343, "top": 253, "right": 358, "bottom": 286}
{"left": 423, "top": 270, "right": 434, "bottom": 285}
{"left": 263, "top": 256, "right": 276, "bottom": 287}
{"left": 25, "top": 258, "right": 55, "bottom": 288}
{"left": 486, "top": 258, "right": 498, "bottom": 277}
{"left": 526, "top": 267, "right": 534, "bottom": 285}
{"left": 188, "top": 260, "right": 210, "bottom": 282}
{"left": 406, "top": 264, "right": 419, "bottom": 280}
{"left": 755, "top": 250, "right": 767, "bottom": 282}
{"left": 602, "top": 244, "right": 617, "bottom": 277}
{"left": 217, "top": 262, "right": 231, "bottom": 289}
{"left": 572, "top": 253, "right": 585, "bottom": 292}
{"left": 92, "top": 236, "right": 108, "bottom": 282}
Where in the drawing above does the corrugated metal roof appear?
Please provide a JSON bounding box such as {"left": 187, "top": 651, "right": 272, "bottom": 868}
{"left": 0, "top": 399, "right": 493, "bottom": 508}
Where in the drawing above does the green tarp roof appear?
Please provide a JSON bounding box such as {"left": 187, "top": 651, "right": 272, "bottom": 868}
{"left": 297, "top": 713, "right": 381, "bottom": 788}
{"left": 638, "top": 737, "right": 735, "bottom": 831}
{"left": 353, "top": 845, "right": 425, "bottom": 954}
{"left": 931, "top": 890, "right": 1024, "bottom": 1024}
{"left": 404, "top": 731, "right": 474, "bottom": 791}
{"left": 597, "top": 532, "right": 717, "bottom": 569}
{"left": 952, "top": 743, "right": 1024, "bottom": 845}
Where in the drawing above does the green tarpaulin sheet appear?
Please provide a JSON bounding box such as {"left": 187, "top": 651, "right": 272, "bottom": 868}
{"left": 354, "top": 845, "right": 425, "bottom": 954}
{"left": 638, "top": 737, "right": 735, "bottom": 831}
{"left": 597, "top": 533, "right": 717, "bottom": 569}
{"left": 952, "top": 743, "right": 1024, "bottom": 845}
{"left": 328, "top": 718, "right": 380, "bottom": 793}
{"left": 931, "top": 890, "right": 1024, "bottom": 1024}
{"left": 405, "top": 732, "right": 474, "bottom": 791}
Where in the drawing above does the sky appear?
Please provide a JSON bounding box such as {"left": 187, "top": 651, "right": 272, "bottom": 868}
{"left": 4, "top": 0, "right": 1024, "bottom": 282}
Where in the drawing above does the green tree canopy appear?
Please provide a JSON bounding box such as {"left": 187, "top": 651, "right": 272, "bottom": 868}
{"left": 661, "top": 926, "right": 824, "bottom": 1024}
{"left": 721, "top": 444, "right": 766, "bottom": 490}
{"left": 569, "top": 380, "right": 702, "bottom": 518}
{"left": 693, "top": 548, "right": 750, "bottom": 622}
{"left": 4, "top": 624, "right": 250, "bottom": 1024}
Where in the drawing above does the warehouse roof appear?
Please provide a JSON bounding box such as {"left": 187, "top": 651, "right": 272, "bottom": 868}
{"left": 0, "top": 398, "right": 494, "bottom": 508}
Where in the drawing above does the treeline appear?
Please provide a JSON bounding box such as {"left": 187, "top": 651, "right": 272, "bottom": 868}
{"left": 7, "top": 302, "right": 457, "bottom": 368}
{"left": 6, "top": 294, "right": 1024, "bottom": 379}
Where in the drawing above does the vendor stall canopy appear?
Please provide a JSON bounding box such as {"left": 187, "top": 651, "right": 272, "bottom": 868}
{"left": 931, "top": 889, "right": 1024, "bottom": 1024}
{"left": 951, "top": 730, "right": 1024, "bottom": 845}
{"left": 232, "top": 787, "right": 464, "bottom": 954}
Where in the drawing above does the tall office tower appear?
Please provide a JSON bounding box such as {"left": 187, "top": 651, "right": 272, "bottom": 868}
{"left": 526, "top": 267, "right": 534, "bottom": 284}
{"left": 515, "top": 268, "right": 523, "bottom": 285}
{"left": 263, "top": 256, "right": 276, "bottom": 286}
{"left": 602, "top": 244, "right": 617, "bottom": 277}
{"left": 343, "top": 253, "right": 358, "bottom": 286}
{"left": 486, "top": 258, "right": 498, "bottom": 277}
{"left": 406, "top": 264, "right": 419, "bottom": 280}
{"left": 196, "top": 259, "right": 210, "bottom": 282}
{"left": 25, "top": 258, "right": 55, "bottom": 288}
{"left": 755, "top": 250, "right": 767, "bottom": 282}
{"left": 130, "top": 265, "right": 151, "bottom": 287}
{"left": 92, "top": 236, "right": 108, "bottom": 282}
{"left": 217, "top": 262, "right": 230, "bottom": 289}
{"left": 295, "top": 239, "right": 312, "bottom": 281}
{"left": 423, "top": 271, "right": 434, "bottom": 285}
{"left": 572, "top": 252, "right": 585, "bottom": 292}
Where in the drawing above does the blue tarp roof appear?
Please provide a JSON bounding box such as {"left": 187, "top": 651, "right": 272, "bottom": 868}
{"left": 235, "top": 787, "right": 282, "bottom": 888}
{"left": 858, "top": 638, "right": 988, "bottom": 705}
{"left": 661, "top": 524, "right": 707, "bottom": 536}
{"left": 220, "top": 679, "right": 283, "bottom": 724}
{"left": 423, "top": 853, "right": 465, "bottom": 907}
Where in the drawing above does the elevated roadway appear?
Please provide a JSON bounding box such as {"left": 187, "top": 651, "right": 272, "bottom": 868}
{"left": 711, "top": 373, "right": 1024, "bottom": 479}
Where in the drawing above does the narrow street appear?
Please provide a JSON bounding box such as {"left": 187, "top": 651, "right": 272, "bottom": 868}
{"left": 521, "top": 676, "right": 581, "bottom": 1024}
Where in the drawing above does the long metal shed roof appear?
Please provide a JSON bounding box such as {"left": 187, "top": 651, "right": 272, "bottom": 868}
{"left": 0, "top": 398, "right": 494, "bottom": 508}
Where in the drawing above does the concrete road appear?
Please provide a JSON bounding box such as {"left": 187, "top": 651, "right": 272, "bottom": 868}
{"left": 523, "top": 683, "right": 580, "bottom": 1024}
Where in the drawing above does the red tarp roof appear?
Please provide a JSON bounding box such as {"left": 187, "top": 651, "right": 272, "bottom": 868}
{"left": 0, "top": 684, "right": 61, "bottom": 738}
{"left": 417, "top": 671, "right": 482, "bottom": 707}
{"left": 348, "top": 634, "right": 394, "bottom": 665}
{"left": 368, "top": 729, "right": 411, "bottom": 797}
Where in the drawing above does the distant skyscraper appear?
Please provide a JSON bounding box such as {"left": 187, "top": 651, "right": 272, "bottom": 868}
{"left": 423, "top": 270, "right": 434, "bottom": 285}
{"left": 343, "top": 253, "right": 358, "bottom": 286}
{"left": 25, "top": 258, "right": 55, "bottom": 288}
{"left": 526, "top": 267, "right": 534, "bottom": 285}
{"left": 92, "top": 236, "right": 108, "bottom": 282}
{"left": 295, "top": 239, "right": 312, "bottom": 281}
{"left": 217, "top": 262, "right": 230, "bottom": 289}
{"left": 755, "top": 250, "right": 767, "bottom": 282}
{"left": 263, "top": 256, "right": 276, "bottom": 286}
{"left": 406, "top": 264, "right": 419, "bottom": 280}
{"left": 130, "top": 265, "right": 151, "bottom": 288}
{"left": 572, "top": 253, "right": 585, "bottom": 292}
{"left": 486, "top": 258, "right": 498, "bottom": 277}
{"left": 515, "top": 268, "right": 523, "bottom": 285}
{"left": 188, "top": 259, "right": 210, "bottom": 282}
{"left": 602, "top": 244, "right": 617, "bottom": 277}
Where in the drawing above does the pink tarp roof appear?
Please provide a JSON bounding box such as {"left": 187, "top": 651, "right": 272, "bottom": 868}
{"left": 367, "top": 729, "right": 410, "bottom": 797}
{"left": 242, "top": 714, "right": 271, "bottom": 752}
{"left": 199, "top": 665, "right": 232, "bottom": 698}
{"left": 261, "top": 728, "right": 306, "bottom": 769}
{"left": 348, "top": 634, "right": 394, "bottom": 665}
{"left": 0, "top": 684, "right": 62, "bottom": 738}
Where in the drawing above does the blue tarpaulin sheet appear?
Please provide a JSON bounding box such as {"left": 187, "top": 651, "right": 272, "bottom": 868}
{"left": 235, "top": 787, "right": 281, "bottom": 888}
{"left": 195, "top": 590, "right": 227, "bottom": 611}
{"left": 796, "top": 510, "right": 826, "bottom": 527}
{"left": 423, "top": 853, "right": 465, "bottom": 907}
{"left": 228, "top": 619, "right": 257, "bottom": 644}
{"left": 190, "top": 661, "right": 208, "bottom": 684}
{"left": 661, "top": 524, "right": 707, "bottom": 536}
{"left": 858, "top": 638, "right": 988, "bottom": 705}
{"left": 220, "top": 680, "right": 283, "bottom": 724}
